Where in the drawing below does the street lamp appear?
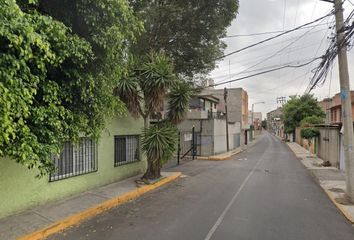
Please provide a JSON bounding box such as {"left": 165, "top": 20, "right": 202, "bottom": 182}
{"left": 251, "top": 101, "right": 265, "bottom": 139}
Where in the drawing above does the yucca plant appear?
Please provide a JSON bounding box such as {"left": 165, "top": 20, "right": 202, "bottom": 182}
{"left": 141, "top": 124, "right": 178, "bottom": 179}
{"left": 115, "top": 51, "right": 192, "bottom": 180}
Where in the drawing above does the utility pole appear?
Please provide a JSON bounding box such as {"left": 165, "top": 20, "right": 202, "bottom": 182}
{"left": 276, "top": 96, "right": 287, "bottom": 106}
{"left": 224, "top": 88, "right": 230, "bottom": 152}
{"left": 322, "top": 0, "right": 354, "bottom": 200}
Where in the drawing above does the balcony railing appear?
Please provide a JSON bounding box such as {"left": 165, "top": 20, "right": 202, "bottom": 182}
{"left": 208, "top": 111, "right": 226, "bottom": 119}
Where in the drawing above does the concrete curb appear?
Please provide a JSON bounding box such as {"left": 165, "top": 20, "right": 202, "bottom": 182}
{"left": 324, "top": 189, "right": 354, "bottom": 224}
{"left": 17, "top": 172, "right": 182, "bottom": 240}
{"left": 197, "top": 149, "right": 243, "bottom": 161}
{"left": 197, "top": 134, "right": 264, "bottom": 161}
{"left": 286, "top": 142, "right": 354, "bottom": 224}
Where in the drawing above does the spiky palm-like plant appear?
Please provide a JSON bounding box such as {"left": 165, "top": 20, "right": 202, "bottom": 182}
{"left": 115, "top": 52, "right": 192, "bottom": 180}
{"left": 141, "top": 124, "right": 178, "bottom": 179}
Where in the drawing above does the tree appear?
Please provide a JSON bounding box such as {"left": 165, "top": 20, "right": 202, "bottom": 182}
{"left": 129, "top": 0, "right": 239, "bottom": 78}
{"left": 300, "top": 128, "right": 320, "bottom": 142}
{"left": 115, "top": 52, "right": 192, "bottom": 180}
{"left": 0, "top": 0, "right": 141, "bottom": 176}
{"left": 283, "top": 94, "right": 325, "bottom": 135}
{"left": 300, "top": 116, "right": 324, "bottom": 127}
{"left": 300, "top": 128, "right": 320, "bottom": 156}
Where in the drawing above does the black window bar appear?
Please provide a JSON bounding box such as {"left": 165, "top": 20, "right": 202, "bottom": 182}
{"left": 114, "top": 135, "right": 140, "bottom": 167}
{"left": 50, "top": 138, "right": 98, "bottom": 182}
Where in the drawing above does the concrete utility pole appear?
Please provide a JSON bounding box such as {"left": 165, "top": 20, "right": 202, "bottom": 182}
{"left": 276, "top": 96, "right": 287, "bottom": 106}
{"left": 224, "top": 88, "right": 230, "bottom": 152}
{"left": 322, "top": 0, "right": 354, "bottom": 200}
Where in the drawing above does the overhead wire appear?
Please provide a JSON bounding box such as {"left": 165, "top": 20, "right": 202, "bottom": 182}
{"left": 306, "top": 8, "right": 354, "bottom": 93}
{"left": 211, "top": 39, "right": 327, "bottom": 79}
{"left": 215, "top": 10, "right": 334, "bottom": 60}
{"left": 296, "top": 16, "right": 335, "bottom": 95}
{"left": 214, "top": 17, "right": 331, "bottom": 85}
{"left": 201, "top": 58, "right": 321, "bottom": 89}
{"left": 223, "top": 22, "right": 334, "bottom": 38}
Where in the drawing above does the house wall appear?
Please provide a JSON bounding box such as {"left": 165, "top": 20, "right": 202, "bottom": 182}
{"left": 317, "top": 127, "right": 340, "bottom": 167}
{"left": 177, "top": 119, "right": 241, "bottom": 156}
{"left": 296, "top": 126, "right": 341, "bottom": 167}
{"left": 202, "top": 88, "right": 248, "bottom": 146}
{"left": 0, "top": 115, "right": 146, "bottom": 219}
{"left": 213, "top": 120, "right": 241, "bottom": 154}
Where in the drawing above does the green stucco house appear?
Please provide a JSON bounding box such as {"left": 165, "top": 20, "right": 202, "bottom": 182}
{"left": 0, "top": 115, "right": 146, "bottom": 219}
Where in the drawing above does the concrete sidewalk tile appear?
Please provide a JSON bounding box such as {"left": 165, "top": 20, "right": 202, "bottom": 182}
{"left": 33, "top": 193, "right": 109, "bottom": 222}
{"left": 0, "top": 211, "right": 50, "bottom": 240}
{"left": 311, "top": 169, "right": 346, "bottom": 182}
{"left": 89, "top": 177, "right": 138, "bottom": 199}
{"left": 14, "top": 172, "right": 181, "bottom": 240}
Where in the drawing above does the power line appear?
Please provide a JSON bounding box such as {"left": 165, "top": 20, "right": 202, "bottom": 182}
{"left": 212, "top": 40, "right": 326, "bottom": 78}
{"left": 214, "top": 20, "right": 328, "bottom": 85}
{"left": 296, "top": 17, "right": 335, "bottom": 95}
{"left": 215, "top": 10, "right": 334, "bottom": 60}
{"left": 223, "top": 23, "right": 332, "bottom": 38}
{"left": 306, "top": 8, "right": 354, "bottom": 93}
{"left": 203, "top": 58, "right": 321, "bottom": 89}
{"left": 212, "top": 55, "right": 321, "bottom": 81}
{"left": 214, "top": 32, "right": 329, "bottom": 71}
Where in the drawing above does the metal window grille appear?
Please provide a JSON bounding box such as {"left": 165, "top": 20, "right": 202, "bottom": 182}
{"left": 50, "top": 138, "right": 97, "bottom": 182}
{"left": 114, "top": 135, "right": 140, "bottom": 166}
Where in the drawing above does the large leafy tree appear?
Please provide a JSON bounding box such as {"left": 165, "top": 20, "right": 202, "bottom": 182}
{"left": 115, "top": 52, "right": 192, "bottom": 179}
{"left": 283, "top": 94, "right": 325, "bottom": 134}
{"left": 129, "top": 0, "right": 239, "bottom": 78}
{"left": 0, "top": 0, "right": 141, "bottom": 175}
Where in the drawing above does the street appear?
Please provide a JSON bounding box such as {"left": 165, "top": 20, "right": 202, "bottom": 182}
{"left": 49, "top": 132, "right": 354, "bottom": 240}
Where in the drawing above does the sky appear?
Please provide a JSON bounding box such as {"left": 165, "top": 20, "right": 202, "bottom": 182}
{"left": 209, "top": 0, "right": 354, "bottom": 119}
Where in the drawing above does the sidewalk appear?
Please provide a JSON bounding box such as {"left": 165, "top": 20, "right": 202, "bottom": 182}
{"left": 0, "top": 172, "right": 181, "bottom": 240}
{"left": 287, "top": 142, "right": 354, "bottom": 224}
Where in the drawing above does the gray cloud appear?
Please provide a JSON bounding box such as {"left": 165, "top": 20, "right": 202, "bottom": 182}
{"left": 210, "top": 0, "right": 354, "bottom": 118}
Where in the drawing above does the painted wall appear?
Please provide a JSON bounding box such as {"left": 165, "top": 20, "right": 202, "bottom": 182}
{"left": 177, "top": 119, "right": 241, "bottom": 156}
{"left": 0, "top": 115, "right": 146, "bottom": 219}
{"left": 296, "top": 126, "right": 342, "bottom": 168}
{"left": 317, "top": 127, "right": 341, "bottom": 167}
{"left": 213, "top": 120, "right": 241, "bottom": 154}
{"left": 202, "top": 88, "right": 249, "bottom": 146}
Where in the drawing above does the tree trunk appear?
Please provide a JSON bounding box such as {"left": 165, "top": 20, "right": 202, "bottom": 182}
{"left": 142, "top": 159, "right": 161, "bottom": 180}
{"left": 143, "top": 115, "right": 150, "bottom": 129}
{"left": 142, "top": 115, "right": 161, "bottom": 180}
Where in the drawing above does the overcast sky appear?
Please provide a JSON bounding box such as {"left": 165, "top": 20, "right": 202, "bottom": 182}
{"left": 210, "top": 0, "right": 354, "bottom": 119}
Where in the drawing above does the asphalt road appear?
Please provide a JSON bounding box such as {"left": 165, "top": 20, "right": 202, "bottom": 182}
{"left": 49, "top": 132, "right": 354, "bottom": 240}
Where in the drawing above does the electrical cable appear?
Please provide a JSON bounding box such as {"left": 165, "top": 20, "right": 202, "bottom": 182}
{"left": 215, "top": 10, "right": 334, "bottom": 60}
{"left": 201, "top": 58, "right": 321, "bottom": 89}
{"left": 212, "top": 40, "right": 326, "bottom": 78}
{"left": 223, "top": 23, "right": 331, "bottom": 38}
{"left": 214, "top": 18, "right": 329, "bottom": 85}
{"left": 307, "top": 9, "right": 354, "bottom": 93}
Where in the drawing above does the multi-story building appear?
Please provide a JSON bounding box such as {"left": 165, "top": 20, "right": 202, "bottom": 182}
{"left": 176, "top": 88, "right": 249, "bottom": 157}
{"left": 266, "top": 107, "right": 283, "bottom": 135}
{"left": 202, "top": 88, "right": 249, "bottom": 130}
{"left": 318, "top": 91, "right": 354, "bottom": 125}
